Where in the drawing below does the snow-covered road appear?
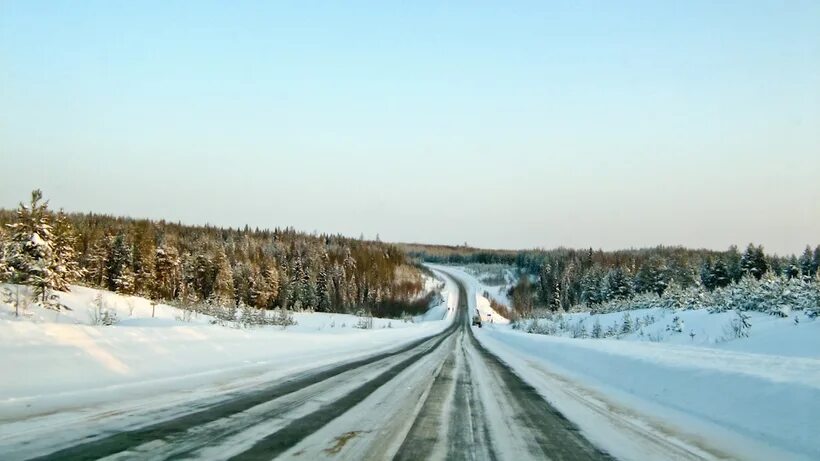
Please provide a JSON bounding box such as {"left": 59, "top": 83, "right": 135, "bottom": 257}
{"left": 1, "top": 271, "right": 610, "bottom": 460}
{"left": 437, "top": 266, "right": 820, "bottom": 461}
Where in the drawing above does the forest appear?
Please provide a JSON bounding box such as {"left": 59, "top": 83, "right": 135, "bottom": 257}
{"left": 408, "top": 240, "right": 820, "bottom": 315}
{"left": 0, "top": 190, "right": 431, "bottom": 319}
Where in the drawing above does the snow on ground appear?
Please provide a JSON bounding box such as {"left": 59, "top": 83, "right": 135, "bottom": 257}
{"left": 438, "top": 265, "right": 820, "bottom": 461}
{"left": 0, "top": 273, "right": 456, "bottom": 423}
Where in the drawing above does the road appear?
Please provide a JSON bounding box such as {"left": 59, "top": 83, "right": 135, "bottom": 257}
{"left": 15, "top": 273, "right": 611, "bottom": 461}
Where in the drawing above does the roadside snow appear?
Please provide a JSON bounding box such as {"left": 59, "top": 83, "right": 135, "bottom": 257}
{"left": 438, "top": 265, "right": 820, "bottom": 461}
{"left": 0, "top": 274, "right": 455, "bottom": 423}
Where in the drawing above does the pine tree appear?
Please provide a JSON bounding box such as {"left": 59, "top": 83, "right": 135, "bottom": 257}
{"left": 213, "top": 247, "right": 235, "bottom": 305}
{"left": 740, "top": 244, "right": 767, "bottom": 280}
{"left": 331, "top": 263, "right": 347, "bottom": 309}
{"left": 580, "top": 270, "right": 603, "bottom": 306}
{"left": 0, "top": 229, "right": 10, "bottom": 282}
{"left": 154, "top": 244, "right": 181, "bottom": 300}
{"left": 711, "top": 259, "right": 731, "bottom": 288}
{"left": 604, "top": 267, "right": 632, "bottom": 300}
{"left": 264, "top": 262, "right": 280, "bottom": 305}
{"left": 799, "top": 246, "right": 816, "bottom": 278}
{"left": 5, "top": 190, "right": 57, "bottom": 303}
{"left": 813, "top": 246, "right": 820, "bottom": 277}
{"left": 636, "top": 263, "right": 660, "bottom": 293}
{"left": 132, "top": 226, "right": 156, "bottom": 296}
{"left": 85, "top": 237, "right": 110, "bottom": 287}
{"left": 784, "top": 256, "right": 800, "bottom": 279}
{"left": 106, "top": 233, "right": 134, "bottom": 293}
{"left": 725, "top": 245, "right": 743, "bottom": 282}
{"left": 700, "top": 260, "right": 716, "bottom": 290}
{"left": 316, "top": 264, "right": 333, "bottom": 312}
{"left": 51, "top": 210, "right": 83, "bottom": 291}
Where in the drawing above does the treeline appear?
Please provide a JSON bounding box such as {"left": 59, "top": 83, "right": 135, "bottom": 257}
{"left": 410, "top": 243, "right": 820, "bottom": 314}
{"left": 0, "top": 190, "right": 429, "bottom": 317}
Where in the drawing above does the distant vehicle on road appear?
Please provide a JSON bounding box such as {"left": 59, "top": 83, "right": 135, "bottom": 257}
{"left": 472, "top": 314, "right": 482, "bottom": 328}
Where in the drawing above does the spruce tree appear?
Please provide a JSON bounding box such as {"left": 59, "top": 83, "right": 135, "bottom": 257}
{"left": 725, "top": 245, "right": 743, "bottom": 282}
{"left": 700, "top": 260, "right": 715, "bottom": 290}
{"left": 813, "top": 246, "right": 820, "bottom": 276}
{"left": 711, "top": 260, "right": 731, "bottom": 288}
{"left": 799, "top": 246, "right": 816, "bottom": 278}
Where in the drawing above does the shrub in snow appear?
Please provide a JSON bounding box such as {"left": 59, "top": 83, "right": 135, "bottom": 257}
{"left": 523, "top": 319, "right": 553, "bottom": 335}
{"left": 175, "top": 308, "right": 194, "bottom": 322}
{"left": 666, "top": 315, "right": 684, "bottom": 333}
{"left": 89, "top": 293, "right": 118, "bottom": 326}
{"left": 648, "top": 331, "right": 664, "bottom": 342}
{"left": 240, "top": 303, "right": 267, "bottom": 327}
{"left": 591, "top": 318, "right": 602, "bottom": 338}
{"left": 556, "top": 313, "right": 568, "bottom": 332}
{"left": 2, "top": 285, "right": 31, "bottom": 317}
{"left": 621, "top": 313, "right": 633, "bottom": 335}
{"left": 726, "top": 310, "right": 752, "bottom": 338}
{"left": 354, "top": 310, "right": 374, "bottom": 329}
{"left": 570, "top": 319, "right": 588, "bottom": 338}
{"left": 270, "top": 308, "right": 296, "bottom": 328}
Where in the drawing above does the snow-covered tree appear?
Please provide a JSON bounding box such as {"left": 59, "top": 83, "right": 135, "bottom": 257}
{"left": 51, "top": 210, "right": 83, "bottom": 291}
{"left": 316, "top": 264, "right": 333, "bottom": 312}
{"left": 0, "top": 228, "right": 11, "bottom": 282}
{"left": 154, "top": 244, "right": 181, "bottom": 300}
{"left": 621, "top": 312, "right": 633, "bottom": 335}
{"left": 740, "top": 244, "right": 768, "bottom": 280}
{"left": 212, "top": 247, "right": 235, "bottom": 305}
{"left": 711, "top": 260, "right": 731, "bottom": 288}
{"left": 603, "top": 267, "right": 632, "bottom": 301}
{"left": 5, "top": 190, "right": 57, "bottom": 303}
{"left": 106, "top": 233, "right": 134, "bottom": 293}
{"left": 799, "top": 246, "right": 817, "bottom": 279}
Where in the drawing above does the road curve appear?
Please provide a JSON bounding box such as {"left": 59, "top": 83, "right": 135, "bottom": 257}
{"left": 12, "top": 272, "right": 611, "bottom": 461}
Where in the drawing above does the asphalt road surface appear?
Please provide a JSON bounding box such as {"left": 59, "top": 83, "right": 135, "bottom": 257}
{"left": 15, "top": 273, "right": 612, "bottom": 461}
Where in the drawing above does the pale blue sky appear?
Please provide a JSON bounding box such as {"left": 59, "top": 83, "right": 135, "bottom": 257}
{"left": 1, "top": 1, "right": 818, "bottom": 255}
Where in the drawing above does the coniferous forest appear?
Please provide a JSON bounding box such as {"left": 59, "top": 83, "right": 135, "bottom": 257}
{"left": 0, "top": 190, "right": 430, "bottom": 318}
{"left": 404, "top": 239, "right": 820, "bottom": 316}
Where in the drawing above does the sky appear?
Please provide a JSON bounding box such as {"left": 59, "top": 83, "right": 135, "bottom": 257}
{"left": 1, "top": 1, "right": 818, "bottom": 255}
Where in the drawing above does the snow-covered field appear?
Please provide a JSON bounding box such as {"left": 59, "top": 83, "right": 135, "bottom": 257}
{"left": 439, "top": 265, "right": 820, "bottom": 461}
{"left": 0, "top": 272, "right": 456, "bottom": 424}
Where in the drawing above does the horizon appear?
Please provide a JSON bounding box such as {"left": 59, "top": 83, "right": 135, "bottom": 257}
{"left": 1, "top": 192, "right": 812, "bottom": 258}
{"left": 2, "top": 1, "right": 818, "bottom": 255}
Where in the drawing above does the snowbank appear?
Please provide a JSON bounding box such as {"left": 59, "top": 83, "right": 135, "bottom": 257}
{"left": 439, "top": 265, "right": 820, "bottom": 461}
